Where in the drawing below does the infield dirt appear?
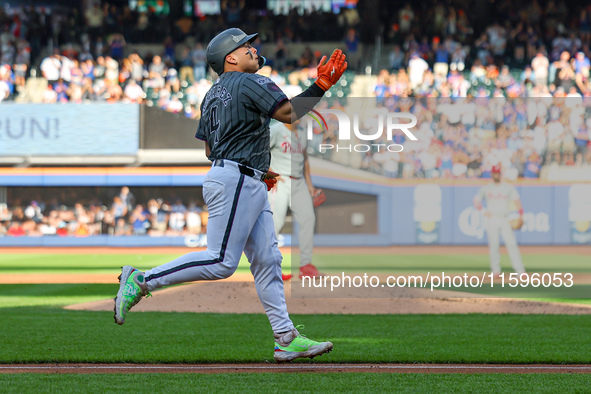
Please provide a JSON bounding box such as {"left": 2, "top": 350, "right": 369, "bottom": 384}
{"left": 65, "top": 280, "right": 591, "bottom": 314}
{"left": 3, "top": 245, "right": 589, "bottom": 315}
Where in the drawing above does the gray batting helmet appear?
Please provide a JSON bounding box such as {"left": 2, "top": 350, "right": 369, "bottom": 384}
{"left": 206, "top": 28, "right": 262, "bottom": 75}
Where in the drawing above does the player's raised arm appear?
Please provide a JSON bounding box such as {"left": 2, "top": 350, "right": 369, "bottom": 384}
{"left": 272, "top": 49, "right": 348, "bottom": 124}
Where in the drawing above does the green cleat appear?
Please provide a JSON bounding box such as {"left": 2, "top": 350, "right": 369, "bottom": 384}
{"left": 274, "top": 326, "right": 333, "bottom": 363}
{"left": 113, "top": 265, "right": 150, "bottom": 325}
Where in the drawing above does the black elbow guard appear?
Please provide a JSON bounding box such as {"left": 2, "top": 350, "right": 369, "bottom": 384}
{"left": 292, "top": 82, "right": 325, "bottom": 120}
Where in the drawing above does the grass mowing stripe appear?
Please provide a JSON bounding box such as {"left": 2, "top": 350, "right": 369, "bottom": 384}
{"left": 0, "top": 267, "right": 257, "bottom": 275}
{"left": 2, "top": 253, "right": 590, "bottom": 272}
{"left": 0, "top": 254, "right": 288, "bottom": 268}
{"left": 527, "top": 298, "right": 591, "bottom": 305}
{"left": 0, "top": 254, "right": 291, "bottom": 274}
{"left": 0, "top": 296, "right": 114, "bottom": 307}
{"left": 0, "top": 254, "right": 179, "bottom": 268}
{"left": 428, "top": 284, "right": 591, "bottom": 299}
{"left": 0, "top": 373, "right": 589, "bottom": 393}
{"left": 0, "top": 284, "right": 183, "bottom": 308}
{"left": 313, "top": 254, "right": 591, "bottom": 272}
{"left": 0, "top": 284, "right": 118, "bottom": 296}
{"left": 2, "top": 309, "right": 591, "bottom": 364}
{"left": 0, "top": 284, "right": 117, "bottom": 308}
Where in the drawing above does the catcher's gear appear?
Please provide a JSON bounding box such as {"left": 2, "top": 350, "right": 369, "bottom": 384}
{"left": 312, "top": 189, "right": 326, "bottom": 207}
{"left": 315, "top": 49, "right": 348, "bottom": 91}
{"left": 510, "top": 217, "right": 524, "bottom": 230}
{"left": 206, "top": 28, "right": 263, "bottom": 75}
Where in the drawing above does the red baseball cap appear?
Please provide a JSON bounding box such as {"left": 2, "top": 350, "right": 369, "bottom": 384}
{"left": 491, "top": 164, "right": 501, "bottom": 173}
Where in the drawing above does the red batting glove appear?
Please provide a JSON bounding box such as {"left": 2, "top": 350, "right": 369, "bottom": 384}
{"left": 315, "top": 49, "right": 348, "bottom": 91}
{"left": 264, "top": 177, "right": 278, "bottom": 191}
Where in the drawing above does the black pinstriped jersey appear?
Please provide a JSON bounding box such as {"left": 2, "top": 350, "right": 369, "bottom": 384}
{"left": 195, "top": 72, "right": 288, "bottom": 172}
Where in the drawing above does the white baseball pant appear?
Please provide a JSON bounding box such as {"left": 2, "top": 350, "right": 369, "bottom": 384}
{"left": 269, "top": 177, "right": 315, "bottom": 267}
{"left": 486, "top": 216, "right": 525, "bottom": 274}
{"left": 144, "top": 160, "right": 294, "bottom": 334}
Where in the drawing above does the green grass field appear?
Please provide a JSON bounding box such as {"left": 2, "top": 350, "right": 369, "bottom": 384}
{"left": 1, "top": 251, "right": 588, "bottom": 303}
{"left": 314, "top": 253, "right": 591, "bottom": 274}
{"left": 1, "top": 251, "right": 590, "bottom": 392}
{"left": 2, "top": 251, "right": 588, "bottom": 275}
{"left": 2, "top": 308, "right": 591, "bottom": 363}
{"left": 2, "top": 374, "right": 590, "bottom": 393}
{"left": 314, "top": 252, "right": 590, "bottom": 300}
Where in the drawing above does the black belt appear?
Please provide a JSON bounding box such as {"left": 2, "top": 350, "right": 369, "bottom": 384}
{"left": 214, "top": 159, "right": 266, "bottom": 182}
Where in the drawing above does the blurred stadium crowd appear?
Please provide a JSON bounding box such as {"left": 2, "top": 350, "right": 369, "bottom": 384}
{"left": 304, "top": 96, "right": 591, "bottom": 180}
{"left": 2, "top": 0, "right": 591, "bottom": 102}
{"left": 0, "top": 187, "right": 208, "bottom": 237}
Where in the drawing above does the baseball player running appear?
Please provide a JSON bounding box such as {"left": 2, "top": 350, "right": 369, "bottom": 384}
{"left": 114, "top": 28, "right": 347, "bottom": 363}
{"left": 268, "top": 120, "right": 323, "bottom": 280}
{"left": 473, "top": 164, "right": 526, "bottom": 276}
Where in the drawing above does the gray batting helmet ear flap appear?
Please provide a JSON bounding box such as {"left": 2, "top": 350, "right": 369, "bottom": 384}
{"left": 206, "top": 28, "right": 259, "bottom": 74}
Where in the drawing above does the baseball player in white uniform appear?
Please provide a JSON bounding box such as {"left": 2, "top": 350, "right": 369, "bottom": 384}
{"left": 473, "top": 165, "right": 526, "bottom": 275}
{"left": 268, "top": 120, "right": 323, "bottom": 280}
{"left": 113, "top": 28, "right": 347, "bottom": 362}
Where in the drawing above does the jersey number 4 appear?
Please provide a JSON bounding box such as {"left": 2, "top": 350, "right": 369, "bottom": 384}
{"left": 209, "top": 105, "right": 220, "bottom": 145}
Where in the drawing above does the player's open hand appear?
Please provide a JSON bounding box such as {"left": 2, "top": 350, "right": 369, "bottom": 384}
{"left": 315, "top": 49, "right": 348, "bottom": 91}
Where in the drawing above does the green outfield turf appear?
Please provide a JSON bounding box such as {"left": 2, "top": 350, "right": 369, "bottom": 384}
{"left": 1, "top": 251, "right": 589, "bottom": 392}
{"left": 2, "top": 308, "right": 591, "bottom": 364}
{"left": 1, "top": 252, "right": 588, "bottom": 274}
{"left": 1, "top": 373, "right": 589, "bottom": 393}
{"left": 1, "top": 252, "right": 588, "bottom": 301}
{"left": 315, "top": 253, "right": 590, "bottom": 299}
{"left": 0, "top": 284, "right": 118, "bottom": 307}
{"left": 313, "top": 253, "right": 591, "bottom": 274}
{"left": 0, "top": 253, "right": 274, "bottom": 274}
